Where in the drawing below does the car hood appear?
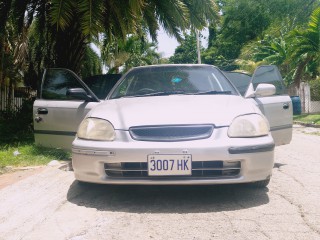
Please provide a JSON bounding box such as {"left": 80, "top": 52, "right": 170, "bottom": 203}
{"left": 88, "top": 95, "right": 258, "bottom": 129}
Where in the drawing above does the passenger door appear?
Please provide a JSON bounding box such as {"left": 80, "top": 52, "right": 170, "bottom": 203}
{"left": 246, "top": 65, "right": 292, "bottom": 146}
{"left": 33, "top": 69, "right": 101, "bottom": 149}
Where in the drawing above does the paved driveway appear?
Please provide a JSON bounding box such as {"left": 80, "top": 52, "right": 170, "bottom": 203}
{"left": 0, "top": 126, "right": 320, "bottom": 240}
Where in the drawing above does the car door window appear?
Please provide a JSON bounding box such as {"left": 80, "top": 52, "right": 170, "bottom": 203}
{"left": 42, "top": 69, "right": 85, "bottom": 100}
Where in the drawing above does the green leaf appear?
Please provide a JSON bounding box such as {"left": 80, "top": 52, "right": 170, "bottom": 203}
{"left": 78, "top": 0, "right": 104, "bottom": 37}
{"left": 49, "top": 0, "right": 76, "bottom": 31}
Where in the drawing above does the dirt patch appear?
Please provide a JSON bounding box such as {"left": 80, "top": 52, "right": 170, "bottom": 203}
{"left": 293, "top": 124, "right": 320, "bottom": 135}
{"left": 0, "top": 161, "right": 71, "bottom": 190}
{"left": 0, "top": 167, "right": 45, "bottom": 190}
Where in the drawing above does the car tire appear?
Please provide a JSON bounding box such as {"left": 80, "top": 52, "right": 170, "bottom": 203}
{"left": 251, "top": 178, "right": 270, "bottom": 188}
{"left": 76, "top": 180, "right": 92, "bottom": 187}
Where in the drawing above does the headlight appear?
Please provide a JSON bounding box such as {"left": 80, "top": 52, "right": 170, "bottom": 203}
{"left": 228, "top": 114, "right": 269, "bottom": 137}
{"left": 77, "top": 118, "right": 115, "bottom": 141}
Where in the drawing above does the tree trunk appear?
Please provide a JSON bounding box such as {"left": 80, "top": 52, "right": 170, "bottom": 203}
{"left": 293, "top": 57, "right": 311, "bottom": 89}
{"left": 0, "top": 41, "right": 4, "bottom": 84}
{"left": 7, "top": 77, "right": 13, "bottom": 113}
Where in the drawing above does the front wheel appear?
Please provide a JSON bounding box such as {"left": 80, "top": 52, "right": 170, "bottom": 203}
{"left": 251, "top": 178, "right": 270, "bottom": 188}
{"left": 76, "top": 180, "right": 94, "bottom": 187}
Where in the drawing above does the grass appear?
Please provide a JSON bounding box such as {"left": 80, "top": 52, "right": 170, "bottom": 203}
{"left": 293, "top": 113, "right": 320, "bottom": 125}
{"left": 0, "top": 141, "right": 70, "bottom": 169}
{"left": 0, "top": 121, "right": 70, "bottom": 172}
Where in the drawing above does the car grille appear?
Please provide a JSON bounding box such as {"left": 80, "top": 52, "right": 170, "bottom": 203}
{"left": 129, "top": 125, "right": 214, "bottom": 141}
{"left": 104, "top": 161, "right": 241, "bottom": 178}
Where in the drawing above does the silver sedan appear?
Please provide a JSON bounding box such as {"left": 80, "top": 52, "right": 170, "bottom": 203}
{"left": 33, "top": 64, "right": 293, "bottom": 187}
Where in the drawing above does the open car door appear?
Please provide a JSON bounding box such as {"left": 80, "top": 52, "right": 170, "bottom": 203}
{"left": 224, "top": 66, "right": 293, "bottom": 146}
{"left": 245, "top": 65, "right": 293, "bottom": 146}
{"left": 33, "top": 69, "right": 101, "bottom": 149}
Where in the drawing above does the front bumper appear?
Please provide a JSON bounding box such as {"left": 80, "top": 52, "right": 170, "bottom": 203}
{"left": 72, "top": 127, "right": 275, "bottom": 185}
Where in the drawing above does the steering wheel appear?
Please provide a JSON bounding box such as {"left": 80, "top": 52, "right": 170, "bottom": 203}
{"left": 136, "top": 88, "right": 155, "bottom": 94}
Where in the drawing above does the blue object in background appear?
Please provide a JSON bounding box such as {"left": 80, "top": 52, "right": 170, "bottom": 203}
{"left": 171, "top": 77, "right": 182, "bottom": 83}
{"left": 290, "top": 96, "right": 301, "bottom": 115}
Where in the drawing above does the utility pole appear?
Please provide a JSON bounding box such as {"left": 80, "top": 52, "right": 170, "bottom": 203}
{"left": 196, "top": 30, "right": 201, "bottom": 64}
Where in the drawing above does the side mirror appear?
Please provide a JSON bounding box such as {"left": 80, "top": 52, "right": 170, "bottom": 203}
{"left": 254, "top": 84, "right": 276, "bottom": 97}
{"left": 245, "top": 83, "right": 276, "bottom": 98}
{"left": 66, "top": 88, "right": 93, "bottom": 101}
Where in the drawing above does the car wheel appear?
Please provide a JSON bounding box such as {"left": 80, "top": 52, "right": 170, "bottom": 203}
{"left": 251, "top": 178, "right": 270, "bottom": 188}
{"left": 76, "top": 180, "right": 92, "bottom": 187}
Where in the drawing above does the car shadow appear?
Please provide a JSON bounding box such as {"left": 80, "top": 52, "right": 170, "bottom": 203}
{"left": 273, "top": 162, "right": 287, "bottom": 169}
{"left": 67, "top": 181, "right": 269, "bottom": 214}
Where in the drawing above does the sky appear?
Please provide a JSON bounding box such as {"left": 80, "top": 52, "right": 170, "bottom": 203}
{"left": 156, "top": 30, "right": 179, "bottom": 58}
{"left": 91, "top": 29, "right": 180, "bottom": 59}
{"left": 91, "top": 27, "right": 209, "bottom": 72}
{"left": 156, "top": 28, "right": 209, "bottom": 58}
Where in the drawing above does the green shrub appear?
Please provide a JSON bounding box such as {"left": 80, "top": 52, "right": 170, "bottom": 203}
{"left": 0, "top": 98, "right": 35, "bottom": 145}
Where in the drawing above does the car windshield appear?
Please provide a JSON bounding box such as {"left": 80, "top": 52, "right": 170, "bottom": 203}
{"left": 109, "top": 65, "right": 238, "bottom": 99}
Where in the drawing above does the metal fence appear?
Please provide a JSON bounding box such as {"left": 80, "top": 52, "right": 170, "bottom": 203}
{"left": 0, "top": 85, "right": 36, "bottom": 116}
{"left": 288, "top": 83, "right": 320, "bottom": 114}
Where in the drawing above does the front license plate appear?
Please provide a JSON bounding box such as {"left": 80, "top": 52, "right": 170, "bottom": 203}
{"left": 148, "top": 154, "right": 192, "bottom": 176}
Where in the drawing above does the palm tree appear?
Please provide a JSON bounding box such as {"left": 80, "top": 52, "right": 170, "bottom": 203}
{"left": 2, "top": 0, "right": 218, "bottom": 81}
{"left": 121, "top": 35, "right": 160, "bottom": 72}
{"left": 47, "top": 0, "right": 217, "bottom": 71}
{"left": 101, "top": 35, "right": 160, "bottom": 73}
{"left": 289, "top": 7, "right": 320, "bottom": 88}
{"left": 238, "top": 34, "right": 294, "bottom": 81}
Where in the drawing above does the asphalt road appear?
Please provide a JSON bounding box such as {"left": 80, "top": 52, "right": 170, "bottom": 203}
{"left": 0, "top": 126, "right": 320, "bottom": 240}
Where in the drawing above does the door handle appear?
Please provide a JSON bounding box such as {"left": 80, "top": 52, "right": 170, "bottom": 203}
{"left": 37, "top": 108, "right": 48, "bottom": 114}
{"left": 283, "top": 103, "right": 289, "bottom": 110}
{"left": 35, "top": 116, "right": 43, "bottom": 123}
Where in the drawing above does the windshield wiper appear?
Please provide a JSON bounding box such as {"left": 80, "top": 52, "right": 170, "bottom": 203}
{"left": 190, "top": 90, "right": 232, "bottom": 95}
{"left": 114, "top": 90, "right": 232, "bottom": 99}
{"left": 120, "top": 90, "right": 187, "bottom": 98}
